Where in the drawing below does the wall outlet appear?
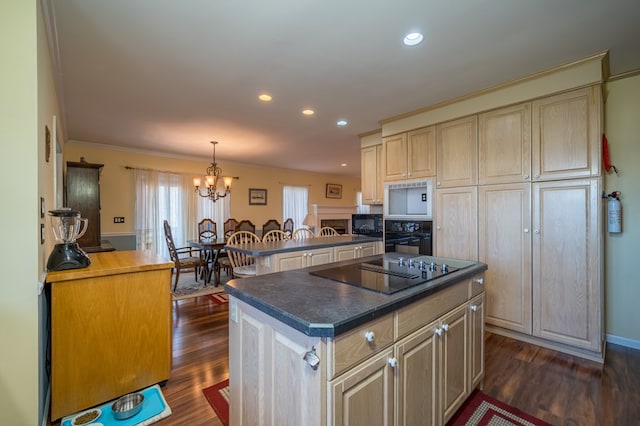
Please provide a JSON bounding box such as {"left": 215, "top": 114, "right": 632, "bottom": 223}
{"left": 114, "top": 217, "right": 125, "bottom": 223}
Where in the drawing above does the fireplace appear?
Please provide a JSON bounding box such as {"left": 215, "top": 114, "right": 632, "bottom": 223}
{"left": 311, "top": 204, "right": 356, "bottom": 235}
{"left": 320, "top": 219, "right": 348, "bottom": 234}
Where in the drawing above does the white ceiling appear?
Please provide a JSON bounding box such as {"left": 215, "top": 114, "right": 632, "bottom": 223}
{"left": 49, "top": 0, "right": 640, "bottom": 178}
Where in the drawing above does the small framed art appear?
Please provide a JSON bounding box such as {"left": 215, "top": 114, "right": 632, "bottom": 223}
{"left": 326, "top": 183, "right": 342, "bottom": 199}
{"left": 249, "top": 188, "right": 268, "bottom": 205}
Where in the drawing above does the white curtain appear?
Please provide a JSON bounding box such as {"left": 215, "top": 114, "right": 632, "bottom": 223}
{"left": 282, "top": 185, "right": 308, "bottom": 231}
{"left": 134, "top": 169, "right": 230, "bottom": 258}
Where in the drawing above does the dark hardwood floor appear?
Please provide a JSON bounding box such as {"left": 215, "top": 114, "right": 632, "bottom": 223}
{"left": 150, "top": 297, "right": 640, "bottom": 425}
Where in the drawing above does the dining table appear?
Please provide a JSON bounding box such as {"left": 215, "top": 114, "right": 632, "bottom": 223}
{"left": 187, "top": 237, "right": 227, "bottom": 286}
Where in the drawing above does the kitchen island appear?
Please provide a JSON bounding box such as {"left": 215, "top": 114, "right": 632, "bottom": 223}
{"left": 226, "top": 252, "right": 487, "bottom": 426}
{"left": 224, "top": 234, "right": 383, "bottom": 274}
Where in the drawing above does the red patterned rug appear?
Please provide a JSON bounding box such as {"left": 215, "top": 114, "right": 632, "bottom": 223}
{"left": 203, "top": 379, "right": 229, "bottom": 426}
{"left": 207, "top": 292, "right": 229, "bottom": 306}
{"left": 448, "top": 390, "right": 552, "bottom": 426}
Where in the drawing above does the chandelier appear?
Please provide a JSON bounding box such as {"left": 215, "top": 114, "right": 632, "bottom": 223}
{"left": 193, "top": 141, "right": 235, "bottom": 202}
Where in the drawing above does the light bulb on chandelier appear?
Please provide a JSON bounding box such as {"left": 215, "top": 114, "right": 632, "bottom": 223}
{"left": 193, "top": 141, "right": 238, "bottom": 202}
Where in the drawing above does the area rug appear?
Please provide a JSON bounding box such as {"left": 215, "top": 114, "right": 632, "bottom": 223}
{"left": 203, "top": 379, "right": 229, "bottom": 426}
{"left": 207, "top": 292, "right": 229, "bottom": 305}
{"left": 171, "top": 269, "right": 229, "bottom": 301}
{"left": 448, "top": 390, "right": 552, "bottom": 426}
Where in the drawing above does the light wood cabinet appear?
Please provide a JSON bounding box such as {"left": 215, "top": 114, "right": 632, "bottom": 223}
{"left": 436, "top": 116, "right": 478, "bottom": 188}
{"left": 333, "top": 242, "right": 378, "bottom": 262}
{"left": 532, "top": 86, "right": 601, "bottom": 181}
{"left": 383, "top": 126, "right": 435, "bottom": 182}
{"left": 435, "top": 186, "right": 478, "bottom": 261}
{"left": 478, "top": 103, "right": 531, "bottom": 185}
{"left": 361, "top": 144, "right": 384, "bottom": 204}
{"left": 532, "top": 179, "right": 602, "bottom": 352}
{"left": 229, "top": 273, "right": 485, "bottom": 426}
{"left": 478, "top": 183, "right": 532, "bottom": 334}
{"left": 274, "top": 247, "right": 334, "bottom": 272}
{"left": 47, "top": 251, "right": 173, "bottom": 421}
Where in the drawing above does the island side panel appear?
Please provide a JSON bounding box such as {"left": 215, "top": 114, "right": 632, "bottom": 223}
{"left": 229, "top": 296, "right": 325, "bottom": 426}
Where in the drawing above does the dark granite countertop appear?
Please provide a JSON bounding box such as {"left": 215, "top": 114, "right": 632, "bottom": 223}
{"left": 223, "top": 234, "right": 382, "bottom": 256}
{"left": 225, "top": 253, "right": 487, "bottom": 337}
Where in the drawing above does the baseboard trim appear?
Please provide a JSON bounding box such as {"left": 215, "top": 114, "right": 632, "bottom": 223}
{"left": 606, "top": 333, "right": 640, "bottom": 350}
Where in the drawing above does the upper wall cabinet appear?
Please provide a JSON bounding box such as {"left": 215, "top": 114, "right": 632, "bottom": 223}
{"left": 361, "top": 144, "right": 384, "bottom": 204}
{"left": 479, "top": 103, "right": 531, "bottom": 185}
{"left": 436, "top": 116, "right": 478, "bottom": 188}
{"left": 383, "top": 126, "right": 436, "bottom": 181}
{"left": 532, "top": 86, "right": 602, "bottom": 181}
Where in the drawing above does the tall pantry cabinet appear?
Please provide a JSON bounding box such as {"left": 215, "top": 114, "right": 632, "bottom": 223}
{"left": 478, "top": 85, "right": 604, "bottom": 360}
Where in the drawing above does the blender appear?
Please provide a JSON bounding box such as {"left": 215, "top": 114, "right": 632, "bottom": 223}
{"left": 47, "top": 208, "right": 92, "bottom": 271}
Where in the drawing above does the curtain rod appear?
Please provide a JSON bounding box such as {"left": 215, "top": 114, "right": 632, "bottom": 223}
{"left": 124, "top": 165, "right": 240, "bottom": 179}
{"left": 278, "top": 181, "right": 312, "bottom": 186}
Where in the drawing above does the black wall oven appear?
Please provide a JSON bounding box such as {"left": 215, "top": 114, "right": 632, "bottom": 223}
{"left": 384, "top": 219, "right": 432, "bottom": 255}
{"left": 352, "top": 214, "right": 383, "bottom": 237}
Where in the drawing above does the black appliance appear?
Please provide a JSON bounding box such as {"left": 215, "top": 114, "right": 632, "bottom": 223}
{"left": 47, "top": 208, "right": 92, "bottom": 271}
{"left": 310, "top": 256, "right": 464, "bottom": 294}
{"left": 352, "top": 214, "right": 383, "bottom": 237}
{"left": 384, "top": 219, "right": 432, "bottom": 255}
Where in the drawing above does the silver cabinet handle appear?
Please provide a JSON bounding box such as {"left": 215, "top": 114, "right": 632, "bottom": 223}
{"left": 303, "top": 346, "right": 320, "bottom": 370}
{"left": 534, "top": 229, "right": 540, "bottom": 234}
{"left": 473, "top": 277, "right": 484, "bottom": 285}
{"left": 442, "top": 323, "right": 449, "bottom": 332}
{"left": 364, "top": 331, "right": 375, "bottom": 343}
{"left": 435, "top": 327, "right": 443, "bottom": 337}
{"left": 388, "top": 357, "right": 398, "bottom": 368}
{"left": 524, "top": 228, "right": 529, "bottom": 233}
{"left": 470, "top": 305, "right": 478, "bottom": 312}
{"left": 524, "top": 174, "right": 529, "bottom": 180}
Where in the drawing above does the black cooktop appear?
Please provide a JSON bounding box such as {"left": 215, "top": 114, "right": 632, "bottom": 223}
{"left": 310, "top": 257, "right": 461, "bottom": 294}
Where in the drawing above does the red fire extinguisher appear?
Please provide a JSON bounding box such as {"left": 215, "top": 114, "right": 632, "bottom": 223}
{"left": 607, "top": 191, "right": 622, "bottom": 233}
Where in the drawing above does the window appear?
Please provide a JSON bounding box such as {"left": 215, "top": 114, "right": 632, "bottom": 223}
{"left": 134, "top": 169, "right": 230, "bottom": 257}
{"left": 282, "top": 185, "right": 308, "bottom": 231}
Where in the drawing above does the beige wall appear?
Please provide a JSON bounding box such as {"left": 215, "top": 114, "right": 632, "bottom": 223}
{"left": 0, "top": 1, "right": 59, "bottom": 424}
{"left": 604, "top": 74, "right": 640, "bottom": 345}
{"left": 64, "top": 141, "right": 361, "bottom": 235}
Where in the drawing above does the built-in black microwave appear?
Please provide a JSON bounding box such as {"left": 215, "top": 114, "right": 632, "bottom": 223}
{"left": 352, "top": 214, "right": 383, "bottom": 237}
{"left": 384, "top": 219, "right": 432, "bottom": 255}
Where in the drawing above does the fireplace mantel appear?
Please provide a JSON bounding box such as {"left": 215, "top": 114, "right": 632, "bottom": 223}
{"left": 311, "top": 204, "right": 357, "bottom": 234}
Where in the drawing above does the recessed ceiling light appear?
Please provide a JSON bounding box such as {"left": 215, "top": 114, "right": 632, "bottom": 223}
{"left": 337, "top": 120, "right": 348, "bottom": 126}
{"left": 340, "top": 163, "right": 347, "bottom": 167}
{"left": 258, "top": 93, "right": 272, "bottom": 102}
{"left": 403, "top": 32, "right": 424, "bottom": 46}
{"left": 302, "top": 108, "right": 315, "bottom": 116}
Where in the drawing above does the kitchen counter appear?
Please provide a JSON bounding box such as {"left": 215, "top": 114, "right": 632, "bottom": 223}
{"left": 223, "top": 234, "right": 381, "bottom": 256}
{"left": 225, "top": 252, "right": 487, "bottom": 337}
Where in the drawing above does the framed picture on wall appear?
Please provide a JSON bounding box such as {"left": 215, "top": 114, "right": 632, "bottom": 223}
{"left": 326, "top": 183, "right": 342, "bottom": 199}
{"left": 249, "top": 188, "right": 268, "bottom": 205}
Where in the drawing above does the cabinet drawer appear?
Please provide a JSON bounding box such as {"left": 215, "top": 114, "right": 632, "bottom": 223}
{"left": 396, "top": 281, "right": 468, "bottom": 338}
{"left": 328, "top": 313, "right": 394, "bottom": 379}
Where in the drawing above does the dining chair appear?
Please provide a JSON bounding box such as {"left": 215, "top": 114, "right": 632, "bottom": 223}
{"left": 262, "top": 229, "right": 289, "bottom": 242}
{"left": 235, "top": 219, "right": 256, "bottom": 233}
{"left": 198, "top": 218, "right": 217, "bottom": 243}
{"left": 283, "top": 218, "right": 294, "bottom": 238}
{"left": 163, "top": 220, "right": 205, "bottom": 291}
{"left": 226, "top": 231, "right": 261, "bottom": 278}
{"left": 262, "top": 219, "right": 281, "bottom": 234}
{"left": 292, "top": 227, "right": 315, "bottom": 240}
{"left": 318, "top": 226, "right": 340, "bottom": 237}
{"left": 224, "top": 218, "right": 239, "bottom": 239}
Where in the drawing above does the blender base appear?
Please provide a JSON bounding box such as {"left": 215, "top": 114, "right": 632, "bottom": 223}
{"left": 47, "top": 243, "right": 91, "bottom": 271}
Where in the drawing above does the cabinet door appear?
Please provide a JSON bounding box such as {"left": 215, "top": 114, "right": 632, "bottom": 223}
{"left": 435, "top": 186, "right": 478, "bottom": 261}
{"left": 383, "top": 133, "right": 408, "bottom": 181}
{"left": 532, "top": 179, "right": 602, "bottom": 352}
{"left": 479, "top": 103, "right": 531, "bottom": 184}
{"left": 436, "top": 116, "right": 478, "bottom": 188}
{"left": 334, "top": 246, "right": 357, "bottom": 262}
{"left": 532, "top": 86, "right": 601, "bottom": 181}
{"left": 359, "top": 242, "right": 377, "bottom": 258}
{"left": 407, "top": 126, "right": 436, "bottom": 179}
{"left": 395, "top": 322, "right": 439, "bottom": 426}
{"left": 440, "top": 305, "right": 469, "bottom": 424}
{"left": 330, "top": 348, "right": 394, "bottom": 426}
{"left": 478, "top": 183, "right": 532, "bottom": 334}
{"left": 468, "top": 294, "right": 485, "bottom": 392}
{"left": 361, "top": 145, "right": 381, "bottom": 204}
{"left": 275, "top": 251, "right": 306, "bottom": 272}
{"left": 376, "top": 145, "right": 384, "bottom": 203}
{"left": 307, "top": 248, "right": 333, "bottom": 266}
